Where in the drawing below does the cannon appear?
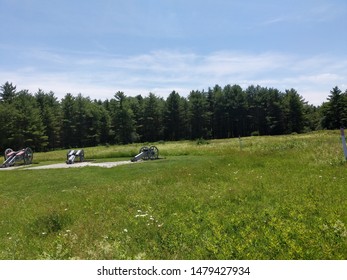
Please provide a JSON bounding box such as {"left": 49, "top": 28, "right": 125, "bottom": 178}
{"left": 131, "top": 146, "right": 159, "bottom": 162}
{"left": 1, "top": 147, "right": 33, "bottom": 168}
{"left": 66, "top": 149, "right": 84, "bottom": 164}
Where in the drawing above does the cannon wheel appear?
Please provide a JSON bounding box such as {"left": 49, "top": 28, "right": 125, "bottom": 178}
{"left": 79, "top": 150, "right": 85, "bottom": 162}
{"left": 67, "top": 150, "right": 72, "bottom": 161}
{"left": 140, "top": 146, "right": 149, "bottom": 160}
{"left": 4, "top": 148, "right": 13, "bottom": 160}
{"left": 149, "top": 146, "right": 159, "bottom": 160}
{"left": 24, "top": 147, "right": 33, "bottom": 165}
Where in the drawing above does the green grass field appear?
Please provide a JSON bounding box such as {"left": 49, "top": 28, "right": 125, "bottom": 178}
{"left": 0, "top": 131, "right": 346, "bottom": 260}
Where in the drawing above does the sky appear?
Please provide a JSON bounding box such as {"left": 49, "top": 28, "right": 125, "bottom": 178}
{"left": 0, "top": 0, "right": 346, "bottom": 105}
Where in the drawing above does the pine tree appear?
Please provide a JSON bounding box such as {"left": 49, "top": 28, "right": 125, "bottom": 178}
{"left": 188, "top": 90, "right": 210, "bottom": 139}
{"left": 163, "top": 91, "right": 183, "bottom": 141}
{"left": 321, "top": 86, "right": 346, "bottom": 129}
{"left": 283, "top": 89, "right": 305, "bottom": 133}
{"left": 61, "top": 93, "right": 77, "bottom": 148}
{"left": 11, "top": 90, "right": 47, "bottom": 150}
{"left": 141, "top": 93, "right": 164, "bottom": 142}
{"left": 0, "top": 82, "right": 17, "bottom": 103}
{"left": 35, "top": 89, "right": 62, "bottom": 150}
{"left": 112, "top": 92, "right": 136, "bottom": 144}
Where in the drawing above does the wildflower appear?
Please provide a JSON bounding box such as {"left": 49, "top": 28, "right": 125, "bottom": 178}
{"left": 124, "top": 229, "right": 128, "bottom": 233}
{"left": 135, "top": 213, "right": 148, "bottom": 218}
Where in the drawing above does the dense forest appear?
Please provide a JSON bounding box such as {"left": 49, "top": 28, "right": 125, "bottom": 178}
{"left": 0, "top": 81, "right": 346, "bottom": 152}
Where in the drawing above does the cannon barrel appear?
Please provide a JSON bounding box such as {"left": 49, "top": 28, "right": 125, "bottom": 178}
{"left": 1, "top": 147, "right": 33, "bottom": 168}
{"left": 66, "top": 149, "right": 84, "bottom": 164}
{"left": 131, "top": 146, "right": 159, "bottom": 162}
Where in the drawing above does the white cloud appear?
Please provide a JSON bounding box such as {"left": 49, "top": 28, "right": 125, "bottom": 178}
{"left": 1, "top": 49, "right": 346, "bottom": 105}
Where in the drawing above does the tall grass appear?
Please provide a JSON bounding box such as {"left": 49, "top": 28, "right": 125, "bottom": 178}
{"left": 0, "top": 131, "right": 346, "bottom": 259}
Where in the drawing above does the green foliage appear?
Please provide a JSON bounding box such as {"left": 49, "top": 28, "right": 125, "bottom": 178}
{"left": 140, "top": 93, "right": 164, "bottom": 142}
{"left": 110, "top": 91, "right": 137, "bottom": 144}
{"left": 164, "top": 91, "right": 186, "bottom": 140}
{"left": 283, "top": 88, "right": 305, "bottom": 133}
{"left": 35, "top": 89, "right": 62, "bottom": 150}
{"left": 0, "top": 81, "right": 345, "bottom": 153}
{"left": 0, "top": 131, "right": 346, "bottom": 259}
{"left": 9, "top": 90, "right": 47, "bottom": 150}
{"left": 321, "top": 86, "right": 347, "bottom": 129}
{"left": 0, "top": 82, "right": 17, "bottom": 102}
{"left": 189, "top": 90, "right": 211, "bottom": 139}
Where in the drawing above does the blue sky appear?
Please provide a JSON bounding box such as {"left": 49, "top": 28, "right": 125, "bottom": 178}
{"left": 1, "top": 0, "right": 346, "bottom": 105}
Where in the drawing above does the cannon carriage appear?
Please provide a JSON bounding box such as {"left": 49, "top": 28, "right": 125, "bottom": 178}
{"left": 1, "top": 147, "right": 33, "bottom": 168}
{"left": 131, "top": 146, "right": 159, "bottom": 162}
{"left": 66, "top": 149, "right": 84, "bottom": 164}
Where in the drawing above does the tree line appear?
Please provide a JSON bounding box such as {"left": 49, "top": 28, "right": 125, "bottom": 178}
{"left": 0, "top": 81, "right": 346, "bottom": 152}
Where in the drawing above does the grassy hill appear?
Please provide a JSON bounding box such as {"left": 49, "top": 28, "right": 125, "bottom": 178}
{"left": 0, "top": 131, "right": 346, "bottom": 259}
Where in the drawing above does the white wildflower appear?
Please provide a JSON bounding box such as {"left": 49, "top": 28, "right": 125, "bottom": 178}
{"left": 135, "top": 213, "right": 148, "bottom": 218}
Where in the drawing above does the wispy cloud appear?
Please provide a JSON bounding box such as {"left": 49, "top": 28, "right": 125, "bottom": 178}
{"left": 1, "top": 48, "right": 346, "bottom": 105}
{"left": 261, "top": 17, "right": 288, "bottom": 26}
{"left": 259, "top": 1, "right": 347, "bottom": 27}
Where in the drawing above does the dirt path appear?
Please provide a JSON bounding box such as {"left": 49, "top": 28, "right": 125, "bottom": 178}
{"left": 0, "top": 160, "right": 137, "bottom": 170}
